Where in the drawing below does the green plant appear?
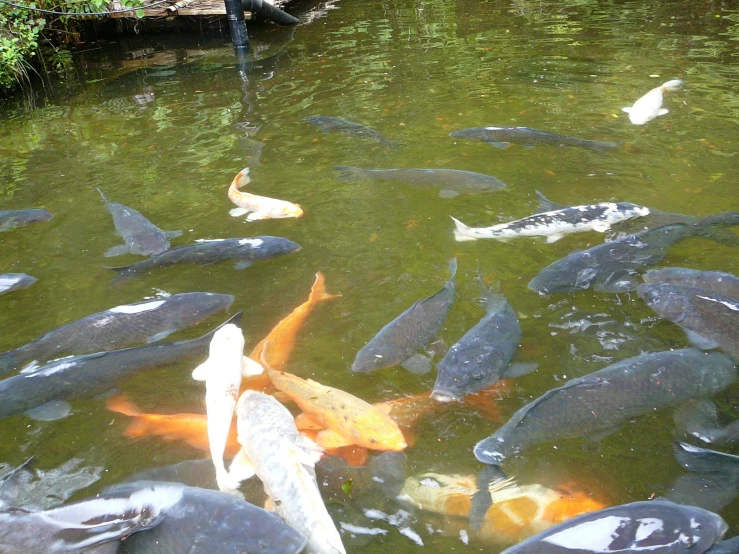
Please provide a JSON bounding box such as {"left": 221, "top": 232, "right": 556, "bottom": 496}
{"left": 0, "top": 6, "right": 45, "bottom": 91}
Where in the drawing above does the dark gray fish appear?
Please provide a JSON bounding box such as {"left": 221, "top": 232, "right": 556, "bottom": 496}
{"left": 351, "top": 259, "right": 457, "bottom": 373}
{"left": 107, "top": 237, "right": 301, "bottom": 279}
{"left": 0, "top": 209, "right": 53, "bottom": 232}
{"left": 98, "top": 189, "right": 181, "bottom": 257}
{"left": 0, "top": 292, "right": 235, "bottom": 374}
{"left": 0, "top": 274, "right": 37, "bottom": 296}
{"left": 432, "top": 291, "right": 521, "bottom": 402}
{"left": 0, "top": 312, "right": 242, "bottom": 421}
{"left": 643, "top": 268, "right": 739, "bottom": 301}
{"left": 708, "top": 538, "right": 739, "bottom": 554}
{"left": 637, "top": 284, "right": 739, "bottom": 360}
{"left": 0, "top": 481, "right": 180, "bottom": 554}
{"left": 304, "top": 116, "right": 396, "bottom": 146}
{"left": 498, "top": 500, "right": 727, "bottom": 554}
{"left": 474, "top": 348, "right": 736, "bottom": 466}
{"left": 674, "top": 400, "right": 739, "bottom": 446}
{"left": 449, "top": 126, "right": 620, "bottom": 152}
{"left": 333, "top": 166, "right": 506, "bottom": 197}
{"left": 107, "top": 481, "right": 306, "bottom": 554}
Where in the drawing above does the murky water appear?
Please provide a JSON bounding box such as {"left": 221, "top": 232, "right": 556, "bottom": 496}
{"left": 0, "top": 0, "right": 738, "bottom": 550}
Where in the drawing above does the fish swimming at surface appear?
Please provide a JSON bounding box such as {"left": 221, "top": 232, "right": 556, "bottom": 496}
{"left": 0, "top": 209, "right": 53, "bottom": 232}
{"left": 449, "top": 126, "right": 620, "bottom": 152}
{"left": 0, "top": 274, "right": 36, "bottom": 296}
{"left": 622, "top": 79, "right": 683, "bottom": 125}
{"left": 228, "top": 167, "right": 303, "bottom": 221}
{"left": 304, "top": 115, "right": 396, "bottom": 146}
{"left": 642, "top": 268, "right": 739, "bottom": 301}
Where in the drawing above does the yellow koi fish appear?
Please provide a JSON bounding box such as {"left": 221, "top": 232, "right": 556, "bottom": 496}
{"left": 228, "top": 167, "right": 303, "bottom": 221}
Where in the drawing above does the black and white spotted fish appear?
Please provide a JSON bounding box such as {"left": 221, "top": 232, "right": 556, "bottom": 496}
{"left": 451, "top": 201, "right": 649, "bottom": 243}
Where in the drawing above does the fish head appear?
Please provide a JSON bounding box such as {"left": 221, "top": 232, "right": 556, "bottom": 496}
{"left": 351, "top": 347, "right": 390, "bottom": 373}
{"left": 356, "top": 412, "right": 408, "bottom": 451}
{"left": 697, "top": 352, "right": 738, "bottom": 395}
{"left": 637, "top": 283, "right": 689, "bottom": 323}
{"left": 619, "top": 203, "right": 651, "bottom": 219}
{"left": 127, "top": 233, "right": 170, "bottom": 256}
{"left": 280, "top": 204, "right": 304, "bottom": 219}
{"left": 528, "top": 252, "right": 599, "bottom": 294}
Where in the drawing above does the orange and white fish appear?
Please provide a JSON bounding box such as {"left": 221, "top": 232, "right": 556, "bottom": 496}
{"left": 622, "top": 79, "right": 683, "bottom": 125}
{"left": 228, "top": 167, "right": 303, "bottom": 221}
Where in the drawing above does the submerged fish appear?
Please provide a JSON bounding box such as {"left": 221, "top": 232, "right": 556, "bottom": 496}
{"left": 638, "top": 283, "right": 739, "bottom": 359}
{"left": 622, "top": 79, "right": 683, "bottom": 125}
{"left": 108, "top": 481, "right": 307, "bottom": 554}
{"left": 98, "top": 189, "right": 181, "bottom": 257}
{"left": 0, "top": 209, "right": 53, "bottom": 232}
{"left": 107, "top": 236, "right": 301, "bottom": 278}
{"left": 0, "top": 274, "right": 36, "bottom": 296}
{"left": 674, "top": 400, "right": 739, "bottom": 446}
{"left": 474, "top": 348, "right": 736, "bottom": 466}
{"left": 643, "top": 268, "right": 739, "bottom": 301}
{"left": 499, "top": 500, "right": 727, "bottom": 554}
{"left": 228, "top": 390, "right": 346, "bottom": 554}
{"left": 228, "top": 167, "right": 303, "bottom": 222}
{"left": 0, "top": 312, "right": 242, "bottom": 421}
{"left": 352, "top": 258, "right": 457, "bottom": 373}
{"left": 449, "top": 126, "right": 619, "bottom": 152}
{"left": 304, "top": 116, "right": 396, "bottom": 146}
{"left": 0, "top": 292, "right": 234, "bottom": 374}
{"left": 334, "top": 166, "right": 507, "bottom": 198}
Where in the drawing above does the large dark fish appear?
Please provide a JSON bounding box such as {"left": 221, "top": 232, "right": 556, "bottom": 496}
{"left": 432, "top": 291, "right": 521, "bottom": 402}
{"left": 304, "top": 116, "right": 396, "bottom": 146}
{"left": 0, "top": 209, "right": 53, "bottom": 232}
{"left": 637, "top": 284, "right": 738, "bottom": 360}
{"left": 0, "top": 274, "right": 36, "bottom": 296}
{"left": 333, "top": 166, "right": 506, "bottom": 197}
{"left": 98, "top": 189, "right": 181, "bottom": 257}
{"left": 449, "top": 126, "right": 619, "bottom": 152}
{"left": 674, "top": 400, "right": 739, "bottom": 446}
{"left": 0, "top": 312, "right": 242, "bottom": 421}
{"left": 107, "top": 236, "right": 301, "bottom": 279}
{"left": 351, "top": 259, "right": 457, "bottom": 373}
{"left": 0, "top": 292, "right": 235, "bottom": 374}
{"left": 498, "top": 500, "right": 727, "bottom": 554}
{"left": 107, "top": 481, "right": 307, "bottom": 554}
{"left": 643, "top": 268, "right": 739, "bottom": 301}
{"left": 474, "top": 348, "right": 736, "bottom": 466}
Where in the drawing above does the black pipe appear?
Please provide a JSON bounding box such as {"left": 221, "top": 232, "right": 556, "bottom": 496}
{"left": 224, "top": 0, "right": 249, "bottom": 49}
{"left": 242, "top": 0, "right": 298, "bottom": 25}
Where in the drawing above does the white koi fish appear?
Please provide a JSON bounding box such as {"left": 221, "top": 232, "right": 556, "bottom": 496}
{"left": 228, "top": 167, "right": 304, "bottom": 221}
{"left": 622, "top": 79, "right": 683, "bottom": 125}
{"left": 191, "top": 323, "right": 245, "bottom": 495}
{"left": 228, "top": 390, "right": 346, "bottom": 554}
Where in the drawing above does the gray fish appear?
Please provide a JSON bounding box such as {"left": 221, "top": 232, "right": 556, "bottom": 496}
{"left": 333, "top": 166, "right": 506, "bottom": 198}
{"left": 449, "top": 126, "right": 620, "bottom": 152}
{"left": 674, "top": 400, "right": 739, "bottom": 446}
{"left": 0, "top": 274, "right": 37, "bottom": 296}
{"left": 304, "top": 116, "right": 396, "bottom": 146}
{"left": 637, "top": 284, "right": 739, "bottom": 360}
{"left": 351, "top": 259, "right": 457, "bottom": 373}
{"left": 98, "top": 189, "right": 181, "bottom": 257}
{"left": 0, "top": 481, "right": 182, "bottom": 554}
{"left": 498, "top": 500, "right": 727, "bottom": 554}
{"left": 0, "top": 292, "right": 234, "bottom": 374}
{"left": 0, "top": 209, "right": 53, "bottom": 232}
{"left": 107, "top": 481, "right": 307, "bottom": 554}
{"left": 474, "top": 348, "right": 736, "bottom": 466}
{"left": 107, "top": 236, "right": 301, "bottom": 279}
{"left": 0, "top": 312, "right": 242, "bottom": 421}
{"left": 708, "top": 538, "right": 739, "bottom": 554}
{"left": 643, "top": 268, "right": 739, "bottom": 301}
{"left": 432, "top": 291, "right": 521, "bottom": 402}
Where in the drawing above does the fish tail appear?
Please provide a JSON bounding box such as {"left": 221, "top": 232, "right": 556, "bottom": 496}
{"left": 0, "top": 350, "right": 21, "bottom": 375}
{"left": 448, "top": 256, "right": 458, "bottom": 279}
{"left": 692, "top": 213, "right": 739, "bottom": 246}
{"left": 230, "top": 167, "right": 251, "bottom": 191}
{"left": 97, "top": 188, "right": 108, "bottom": 203}
{"left": 309, "top": 272, "right": 342, "bottom": 303}
{"left": 660, "top": 79, "right": 683, "bottom": 92}
{"left": 450, "top": 216, "right": 478, "bottom": 242}
{"left": 332, "top": 165, "right": 365, "bottom": 181}
{"left": 106, "top": 394, "right": 142, "bottom": 417}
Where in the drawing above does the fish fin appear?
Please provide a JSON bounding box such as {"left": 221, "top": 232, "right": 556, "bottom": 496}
{"left": 216, "top": 468, "right": 245, "bottom": 498}
{"left": 684, "top": 329, "right": 720, "bottom": 351}
{"left": 672, "top": 442, "right": 739, "bottom": 476}
{"left": 295, "top": 435, "right": 324, "bottom": 467}
{"left": 658, "top": 108, "right": 669, "bottom": 116}
{"left": 84, "top": 543, "right": 120, "bottom": 554}
{"left": 425, "top": 337, "right": 448, "bottom": 358}
{"left": 448, "top": 256, "right": 458, "bottom": 279}
{"left": 295, "top": 412, "right": 324, "bottom": 430}
{"left": 674, "top": 400, "right": 720, "bottom": 444}
{"left": 104, "top": 244, "right": 131, "bottom": 257}
{"left": 245, "top": 212, "right": 270, "bottom": 222}
{"left": 400, "top": 353, "right": 432, "bottom": 375}
{"left": 316, "top": 429, "right": 354, "bottom": 449}
{"left": 191, "top": 360, "right": 213, "bottom": 381}
{"left": 146, "top": 329, "right": 174, "bottom": 344}
{"left": 333, "top": 165, "right": 365, "bottom": 181}
{"left": 106, "top": 394, "right": 142, "bottom": 417}
{"left": 309, "top": 271, "right": 342, "bottom": 303}
{"left": 264, "top": 497, "right": 276, "bottom": 512}
{"left": 451, "top": 216, "right": 478, "bottom": 242}
{"left": 545, "top": 233, "right": 566, "bottom": 243}
{"left": 164, "top": 229, "right": 182, "bottom": 239}
{"left": 241, "top": 356, "right": 264, "bottom": 377}
{"left": 25, "top": 399, "right": 72, "bottom": 421}
{"left": 486, "top": 141, "right": 510, "bottom": 149}
{"left": 229, "top": 207, "right": 250, "bottom": 218}
{"left": 590, "top": 222, "right": 611, "bottom": 233}
{"left": 595, "top": 274, "right": 640, "bottom": 293}
{"left": 97, "top": 188, "right": 109, "bottom": 203}
{"left": 621, "top": 107, "right": 632, "bottom": 114}
{"left": 503, "top": 362, "right": 538, "bottom": 379}
{"left": 469, "top": 465, "right": 509, "bottom": 530}
{"left": 586, "top": 426, "right": 619, "bottom": 442}
{"left": 227, "top": 448, "right": 257, "bottom": 485}
{"left": 534, "top": 190, "right": 566, "bottom": 213}
{"left": 232, "top": 167, "right": 251, "bottom": 190}
{"left": 234, "top": 260, "right": 254, "bottom": 270}
{"left": 439, "top": 189, "right": 460, "bottom": 199}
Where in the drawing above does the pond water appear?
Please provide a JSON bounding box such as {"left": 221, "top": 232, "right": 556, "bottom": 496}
{"left": 0, "top": 0, "right": 738, "bottom": 551}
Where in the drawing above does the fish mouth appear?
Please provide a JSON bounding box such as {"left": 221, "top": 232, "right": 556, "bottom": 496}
{"left": 430, "top": 390, "right": 459, "bottom": 403}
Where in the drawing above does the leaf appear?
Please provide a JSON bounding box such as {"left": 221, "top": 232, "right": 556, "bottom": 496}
{"left": 341, "top": 479, "right": 354, "bottom": 499}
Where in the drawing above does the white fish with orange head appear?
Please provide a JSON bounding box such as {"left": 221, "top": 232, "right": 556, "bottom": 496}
{"left": 622, "top": 79, "right": 683, "bottom": 125}
{"left": 228, "top": 167, "right": 304, "bottom": 221}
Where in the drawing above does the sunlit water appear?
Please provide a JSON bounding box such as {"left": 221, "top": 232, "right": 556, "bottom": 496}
{"left": 0, "top": 0, "right": 737, "bottom": 550}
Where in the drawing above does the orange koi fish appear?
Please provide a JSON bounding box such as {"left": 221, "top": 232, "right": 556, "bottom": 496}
{"left": 228, "top": 167, "right": 303, "bottom": 221}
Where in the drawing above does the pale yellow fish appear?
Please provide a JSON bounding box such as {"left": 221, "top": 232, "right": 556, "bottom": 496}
{"left": 622, "top": 79, "right": 683, "bottom": 125}
{"left": 228, "top": 167, "right": 304, "bottom": 221}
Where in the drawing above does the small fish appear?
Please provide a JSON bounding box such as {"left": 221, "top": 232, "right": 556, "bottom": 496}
{"left": 0, "top": 273, "right": 37, "bottom": 296}
{"left": 0, "top": 292, "right": 234, "bottom": 374}
{"left": 0, "top": 312, "right": 242, "bottom": 421}
{"left": 333, "top": 166, "right": 507, "bottom": 198}
{"left": 304, "top": 116, "right": 396, "bottom": 146}
{"left": 474, "top": 348, "right": 736, "bottom": 466}
{"left": 228, "top": 167, "right": 303, "bottom": 222}
{"left": 98, "top": 189, "right": 181, "bottom": 257}
{"left": 228, "top": 390, "right": 346, "bottom": 554}
{"left": 107, "top": 236, "right": 301, "bottom": 278}
{"left": 452, "top": 202, "right": 649, "bottom": 243}
{"left": 191, "top": 323, "right": 245, "bottom": 494}
{"left": 0, "top": 209, "right": 53, "bottom": 232}
{"left": 638, "top": 283, "right": 739, "bottom": 360}
{"left": 352, "top": 258, "right": 457, "bottom": 373}
{"left": 643, "top": 268, "right": 739, "bottom": 301}
{"left": 499, "top": 500, "right": 727, "bottom": 554}
{"left": 449, "top": 126, "right": 619, "bottom": 152}
{"left": 674, "top": 400, "right": 739, "bottom": 446}
{"left": 622, "top": 79, "right": 683, "bottom": 125}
